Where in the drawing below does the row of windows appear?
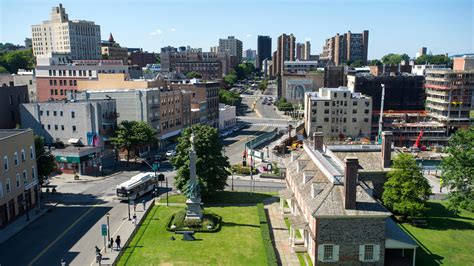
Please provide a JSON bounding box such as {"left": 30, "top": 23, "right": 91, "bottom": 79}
{"left": 40, "top": 110, "right": 75, "bottom": 118}
{"left": 49, "top": 79, "right": 78, "bottom": 86}
{"left": 318, "top": 244, "right": 379, "bottom": 262}
{"left": 3, "top": 147, "right": 35, "bottom": 172}
{"left": 41, "top": 124, "right": 77, "bottom": 132}
{"left": 0, "top": 167, "right": 36, "bottom": 198}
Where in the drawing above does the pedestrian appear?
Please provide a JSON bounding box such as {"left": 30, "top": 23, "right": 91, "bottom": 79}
{"left": 109, "top": 237, "right": 114, "bottom": 250}
{"left": 115, "top": 236, "right": 121, "bottom": 250}
{"left": 142, "top": 199, "right": 146, "bottom": 210}
{"left": 99, "top": 165, "right": 103, "bottom": 176}
{"left": 132, "top": 213, "right": 137, "bottom": 227}
{"left": 133, "top": 201, "right": 137, "bottom": 212}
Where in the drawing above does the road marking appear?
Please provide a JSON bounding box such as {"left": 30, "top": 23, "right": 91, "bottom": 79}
{"left": 28, "top": 205, "right": 98, "bottom": 266}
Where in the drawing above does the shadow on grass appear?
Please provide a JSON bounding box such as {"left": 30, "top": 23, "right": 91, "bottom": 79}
{"left": 204, "top": 191, "right": 274, "bottom": 205}
{"left": 399, "top": 223, "right": 445, "bottom": 265}
{"left": 221, "top": 221, "right": 260, "bottom": 228}
{"left": 419, "top": 202, "right": 474, "bottom": 231}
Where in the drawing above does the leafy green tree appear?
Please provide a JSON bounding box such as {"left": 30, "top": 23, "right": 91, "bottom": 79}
{"left": 415, "top": 54, "right": 450, "bottom": 65}
{"left": 275, "top": 97, "right": 294, "bottom": 111}
{"left": 382, "top": 153, "right": 431, "bottom": 218}
{"left": 224, "top": 70, "right": 238, "bottom": 86}
{"left": 441, "top": 127, "right": 474, "bottom": 213}
{"left": 381, "top": 53, "right": 410, "bottom": 65}
{"left": 35, "top": 136, "right": 56, "bottom": 185}
{"left": 219, "top": 88, "right": 241, "bottom": 106}
{"left": 0, "top": 65, "right": 8, "bottom": 73}
{"left": 111, "top": 120, "right": 156, "bottom": 165}
{"left": 155, "top": 54, "right": 161, "bottom": 64}
{"left": 171, "top": 125, "right": 230, "bottom": 198}
{"left": 186, "top": 71, "right": 203, "bottom": 79}
{"left": 370, "top": 59, "right": 382, "bottom": 66}
{"left": 0, "top": 49, "right": 35, "bottom": 73}
{"left": 258, "top": 79, "right": 268, "bottom": 92}
{"left": 235, "top": 62, "right": 256, "bottom": 80}
{"left": 350, "top": 60, "right": 364, "bottom": 67}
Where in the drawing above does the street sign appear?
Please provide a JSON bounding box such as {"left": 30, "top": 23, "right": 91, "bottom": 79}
{"left": 153, "top": 163, "right": 160, "bottom": 171}
{"left": 101, "top": 224, "right": 107, "bottom": 236}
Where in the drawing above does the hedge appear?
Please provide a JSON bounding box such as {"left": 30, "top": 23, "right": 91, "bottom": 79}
{"left": 257, "top": 203, "right": 278, "bottom": 266}
{"left": 166, "top": 210, "right": 222, "bottom": 233}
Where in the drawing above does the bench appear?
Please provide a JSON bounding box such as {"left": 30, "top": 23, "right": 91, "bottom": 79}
{"left": 412, "top": 219, "right": 427, "bottom": 227}
{"left": 175, "top": 230, "right": 196, "bottom": 241}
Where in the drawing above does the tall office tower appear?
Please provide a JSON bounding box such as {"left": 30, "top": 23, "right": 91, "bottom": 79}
{"left": 295, "top": 43, "right": 304, "bottom": 60}
{"left": 320, "top": 30, "right": 369, "bottom": 66}
{"left": 31, "top": 4, "right": 101, "bottom": 60}
{"left": 257, "top": 35, "right": 272, "bottom": 70}
{"left": 275, "top": 33, "right": 296, "bottom": 75}
{"left": 303, "top": 41, "right": 311, "bottom": 60}
{"left": 218, "top": 36, "right": 243, "bottom": 64}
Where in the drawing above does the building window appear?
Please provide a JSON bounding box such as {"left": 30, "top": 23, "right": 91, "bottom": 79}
{"left": 53, "top": 111, "right": 57, "bottom": 116}
{"left": 364, "top": 118, "right": 369, "bottom": 122}
{"left": 30, "top": 146, "right": 35, "bottom": 159}
{"left": 46, "top": 111, "right": 50, "bottom": 116}
{"left": 359, "top": 244, "right": 379, "bottom": 262}
{"left": 0, "top": 182, "right": 3, "bottom": 198}
{"left": 324, "top": 245, "right": 333, "bottom": 261}
{"left": 60, "top": 111, "right": 63, "bottom": 116}
{"left": 61, "top": 125, "right": 65, "bottom": 130}
{"left": 324, "top": 117, "right": 329, "bottom": 123}
{"left": 32, "top": 166, "right": 36, "bottom": 180}
{"left": 325, "top": 102, "right": 329, "bottom": 106}
{"left": 364, "top": 109, "right": 369, "bottom": 114}
{"left": 6, "top": 178, "right": 11, "bottom": 193}
{"left": 16, "top": 173, "right": 21, "bottom": 188}
{"left": 21, "top": 149, "right": 26, "bottom": 162}
{"left": 47, "top": 125, "right": 51, "bottom": 130}
{"left": 3, "top": 156, "right": 8, "bottom": 171}
{"left": 352, "top": 118, "right": 357, "bottom": 123}
{"left": 72, "top": 125, "right": 77, "bottom": 132}
{"left": 324, "top": 109, "right": 329, "bottom": 114}
{"left": 353, "top": 101, "right": 358, "bottom": 106}
{"left": 14, "top": 152, "right": 18, "bottom": 166}
{"left": 71, "top": 111, "right": 75, "bottom": 118}
{"left": 54, "top": 125, "right": 58, "bottom": 130}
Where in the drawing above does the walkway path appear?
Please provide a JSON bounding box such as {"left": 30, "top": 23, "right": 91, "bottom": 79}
{"left": 264, "top": 198, "right": 300, "bottom": 266}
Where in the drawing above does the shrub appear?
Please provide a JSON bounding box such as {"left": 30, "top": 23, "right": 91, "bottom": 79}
{"left": 257, "top": 203, "right": 278, "bottom": 266}
{"left": 231, "top": 164, "right": 258, "bottom": 175}
{"left": 166, "top": 210, "right": 222, "bottom": 233}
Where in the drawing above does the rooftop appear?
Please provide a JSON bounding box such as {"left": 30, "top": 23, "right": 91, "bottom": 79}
{"left": 0, "top": 129, "right": 32, "bottom": 140}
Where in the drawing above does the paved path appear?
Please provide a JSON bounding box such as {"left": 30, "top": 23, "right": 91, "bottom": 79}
{"left": 264, "top": 198, "right": 300, "bottom": 266}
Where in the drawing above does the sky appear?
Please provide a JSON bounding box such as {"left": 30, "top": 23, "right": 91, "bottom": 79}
{"left": 1, "top": 0, "right": 473, "bottom": 59}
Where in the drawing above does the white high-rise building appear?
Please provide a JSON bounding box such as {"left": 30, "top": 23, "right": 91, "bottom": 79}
{"left": 31, "top": 4, "right": 101, "bottom": 60}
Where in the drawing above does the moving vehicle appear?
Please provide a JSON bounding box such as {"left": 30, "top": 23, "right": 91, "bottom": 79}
{"left": 116, "top": 172, "right": 156, "bottom": 200}
{"left": 166, "top": 150, "right": 176, "bottom": 157}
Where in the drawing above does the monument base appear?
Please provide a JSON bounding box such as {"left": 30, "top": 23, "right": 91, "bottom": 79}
{"left": 185, "top": 198, "right": 203, "bottom": 221}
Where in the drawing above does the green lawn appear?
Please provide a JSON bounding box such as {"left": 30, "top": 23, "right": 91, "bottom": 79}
{"left": 120, "top": 192, "right": 275, "bottom": 265}
{"left": 159, "top": 191, "right": 275, "bottom": 205}
{"left": 399, "top": 201, "right": 474, "bottom": 265}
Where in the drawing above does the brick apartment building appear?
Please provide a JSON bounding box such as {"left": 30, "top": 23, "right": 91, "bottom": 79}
{"left": 0, "top": 85, "right": 29, "bottom": 129}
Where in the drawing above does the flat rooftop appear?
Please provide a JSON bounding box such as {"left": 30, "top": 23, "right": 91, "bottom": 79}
{"left": 0, "top": 129, "right": 32, "bottom": 140}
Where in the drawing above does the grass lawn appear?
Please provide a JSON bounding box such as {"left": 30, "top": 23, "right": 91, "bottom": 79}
{"left": 159, "top": 191, "right": 275, "bottom": 205}
{"left": 399, "top": 200, "right": 474, "bottom": 266}
{"left": 119, "top": 191, "right": 275, "bottom": 265}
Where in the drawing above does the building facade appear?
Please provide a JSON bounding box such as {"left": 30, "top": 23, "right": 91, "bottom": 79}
{"left": 219, "top": 104, "right": 236, "bottom": 130}
{"left": 0, "top": 85, "right": 29, "bottom": 129}
{"left": 281, "top": 72, "right": 324, "bottom": 103}
{"left": 35, "top": 53, "right": 129, "bottom": 102}
{"left": 320, "top": 30, "right": 369, "bottom": 66}
{"left": 129, "top": 51, "right": 156, "bottom": 68}
{"left": 218, "top": 36, "right": 243, "bottom": 64}
{"left": 161, "top": 50, "right": 224, "bottom": 79}
{"left": 283, "top": 61, "right": 321, "bottom": 74}
{"left": 20, "top": 99, "right": 117, "bottom": 146}
{"left": 13, "top": 70, "right": 37, "bottom": 102}
{"left": 101, "top": 33, "right": 128, "bottom": 65}
{"left": 274, "top": 33, "right": 296, "bottom": 76}
{"left": 0, "top": 129, "right": 38, "bottom": 228}
{"left": 257, "top": 35, "right": 272, "bottom": 70}
{"left": 304, "top": 87, "right": 372, "bottom": 139}
{"left": 31, "top": 4, "right": 101, "bottom": 60}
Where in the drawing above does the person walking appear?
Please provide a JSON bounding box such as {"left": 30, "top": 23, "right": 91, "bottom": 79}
{"left": 142, "top": 199, "right": 146, "bottom": 211}
{"left": 109, "top": 237, "right": 114, "bottom": 250}
{"left": 133, "top": 201, "right": 137, "bottom": 212}
{"left": 132, "top": 213, "right": 137, "bottom": 227}
{"left": 115, "top": 236, "right": 121, "bottom": 250}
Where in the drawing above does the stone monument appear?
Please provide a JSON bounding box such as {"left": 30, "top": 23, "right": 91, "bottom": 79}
{"left": 185, "top": 132, "right": 203, "bottom": 221}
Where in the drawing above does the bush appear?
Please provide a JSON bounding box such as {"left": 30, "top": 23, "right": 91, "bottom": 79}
{"left": 166, "top": 210, "right": 222, "bottom": 233}
{"left": 257, "top": 203, "right": 278, "bottom": 266}
{"left": 231, "top": 164, "right": 258, "bottom": 175}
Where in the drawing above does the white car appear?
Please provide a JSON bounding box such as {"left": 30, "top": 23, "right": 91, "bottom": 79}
{"left": 166, "top": 150, "right": 176, "bottom": 157}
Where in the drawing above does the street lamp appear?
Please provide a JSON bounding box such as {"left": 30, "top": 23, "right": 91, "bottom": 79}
{"left": 106, "top": 212, "right": 111, "bottom": 242}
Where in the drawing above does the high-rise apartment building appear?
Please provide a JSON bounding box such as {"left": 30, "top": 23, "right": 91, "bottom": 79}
{"left": 218, "top": 36, "right": 243, "bottom": 64}
{"left": 274, "top": 33, "right": 296, "bottom": 76}
{"left": 296, "top": 43, "right": 304, "bottom": 61}
{"left": 243, "top": 49, "right": 257, "bottom": 59}
{"left": 31, "top": 4, "right": 101, "bottom": 60}
{"left": 257, "top": 36, "right": 272, "bottom": 70}
{"left": 303, "top": 41, "right": 311, "bottom": 60}
{"left": 160, "top": 49, "right": 224, "bottom": 79}
{"left": 320, "top": 30, "right": 369, "bottom": 66}
{"left": 425, "top": 56, "right": 474, "bottom": 130}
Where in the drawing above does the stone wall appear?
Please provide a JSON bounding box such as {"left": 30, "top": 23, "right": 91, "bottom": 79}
{"left": 316, "top": 217, "right": 386, "bottom": 265}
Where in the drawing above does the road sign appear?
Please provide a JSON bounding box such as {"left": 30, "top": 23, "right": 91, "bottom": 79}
{"left": 152, "top": 162, "right": 160, "bottom": 171}
{"left": 101, "top": 224, "right": 107, "bottom": 236}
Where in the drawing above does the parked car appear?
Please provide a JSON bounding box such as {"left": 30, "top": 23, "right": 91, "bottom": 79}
{"left": 165, "top": 150, "right": 176, "bottom": 157}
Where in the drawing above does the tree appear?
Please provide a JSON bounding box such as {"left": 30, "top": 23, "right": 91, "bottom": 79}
{"left": 275, "top": 97, "right": 294, "bottom": 111}
{"left": 0, "top": 49, "right": 35, "bottom": 73}
{"left": 235, "top": 62, "right": 256, "bottom": 80}
{"left": 382, "top": 153, "right": 431, "bottom": 218}
{"left": 350, "top": 60, "right": 364, "bottom": 67}
{"left": 171, "top": 125, "right": 230, "bottom": 198}
{"left": 440, "top": 127, "right": 474, "bottom": 213}
{"left": 258, "top": 79, "right": 268, "bottom": 92}
{"left": 381, "top": 53, "right": 410, "bottom": 65}
{"left": 35, "top": 136, "right": 55, "bottom": 185}
{"left": 370, "top": 59, "right": 382, "bottom": 66}
{"left": 0, "top": 65, "right": 8, "bottom": 73}
{"left": 111, "top": 120, "right": 156, "bottom": 165}
{"left": 219, "top": 88, "right": 241, "bottom": 106}
{"left": 414, "top": 54, "right": 450, "bottom": 65}
{"left": 224, "top": 70, "right": 238, "bottom": 87}
{"left": 186, "top": 71, "right": 203, "bottom": 79}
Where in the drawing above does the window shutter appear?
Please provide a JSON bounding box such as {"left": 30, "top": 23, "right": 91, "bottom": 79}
{"left": 333, "top": 245, "right": 339, "bottom": 261}
{"left": 317, "top": 245, "right": 324, "bottom": 261}
{"left": 359, "top": 245, "right": 365, "bottom": 261}
{"left": 374, "top": 245, "right": 380, "bottom": 261}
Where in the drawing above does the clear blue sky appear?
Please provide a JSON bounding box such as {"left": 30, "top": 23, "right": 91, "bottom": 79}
{"left": 1, "top": 0, "right": 473, "bottom": 59}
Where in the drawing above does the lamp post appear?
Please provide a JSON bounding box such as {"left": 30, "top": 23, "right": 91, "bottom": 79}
{"left": 106, "top": 212, "right": 110, "bottom": 242}
{"left": 127, "top": 194, "right": 131, "bottom": 220}
{"left": 165, "top": 175, "right": 169, "bottom": 206}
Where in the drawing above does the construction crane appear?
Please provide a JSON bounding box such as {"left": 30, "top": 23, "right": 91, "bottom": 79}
{"left": 377, "top": 84, "right": 385, "bottom": 144}
{"left": 414, "top": 129, "right": 424, "bottom": 149}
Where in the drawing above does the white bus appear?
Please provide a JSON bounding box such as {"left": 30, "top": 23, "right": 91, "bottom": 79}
{"left": 116, "top": 172, "right": 156, "bottom": 201}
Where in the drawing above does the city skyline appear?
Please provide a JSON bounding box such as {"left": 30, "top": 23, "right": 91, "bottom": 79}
{"left": 1, "top": 0, "right": 473, "bottom": 59}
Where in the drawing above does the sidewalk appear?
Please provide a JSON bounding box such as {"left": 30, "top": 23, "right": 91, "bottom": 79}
{"left": 0, "top": 193, "right": 62, "bottom": 245}
{"left": 264, "top": 198, "right": 299, "bottom": 266}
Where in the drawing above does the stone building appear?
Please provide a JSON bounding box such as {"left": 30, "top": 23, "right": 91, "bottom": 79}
{"left": 280, "top": 132, "right": 418, "bottom": 265}
{"left": 0, "top": 129, "right": 38, "bottom": 228}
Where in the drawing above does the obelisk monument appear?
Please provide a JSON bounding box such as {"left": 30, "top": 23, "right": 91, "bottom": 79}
{"left": 185, "top": 132, "right": 203, "bottom": 221}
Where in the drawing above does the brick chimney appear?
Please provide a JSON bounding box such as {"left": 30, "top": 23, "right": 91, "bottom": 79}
{"left": 313, "top": 132, "right": 324, "bottom": 151}
{"left": 344, "top": 157, "right": 358, "bottom": 210}
{"left": 381, "top": 131, "right": 393, "bottom": 168}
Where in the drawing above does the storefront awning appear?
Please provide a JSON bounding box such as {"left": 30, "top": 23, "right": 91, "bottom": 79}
{"left": 160, "top": 129, "right": 182, "bottom": 140}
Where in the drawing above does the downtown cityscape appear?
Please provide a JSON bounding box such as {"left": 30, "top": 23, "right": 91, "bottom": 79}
{"left": 0, "top": 0, "right": 473, "bottom": 265}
